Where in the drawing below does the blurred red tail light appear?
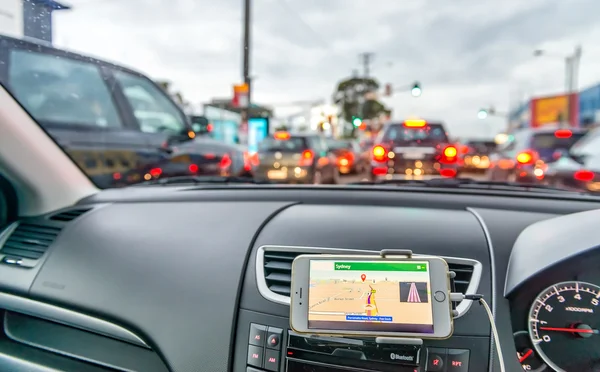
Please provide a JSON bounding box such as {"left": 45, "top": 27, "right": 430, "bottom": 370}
{"left": 219, "top": 154, "right": 232, "bottom": 170}
{"left": 299, "top": 150, "right": 314, "bottom": 166}
{"left": 516, "top": 150, "right": 536, "bottom": 165}
{"left": 554, "top": 129, "right": 572, "bottom": 138}
{"left": 440, "top": 169, "right": 457, "bottom": 178}
{"left": 440, "top": 145, "right": 458, "bottom": 164}
{"left": 372, "top": 145, "right": 387, "bottom": 162}
{"left": 574, "top": 170, "right": 594, "bottom": 182}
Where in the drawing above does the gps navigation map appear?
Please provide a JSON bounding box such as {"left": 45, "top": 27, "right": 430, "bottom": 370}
{"left": 307, "top": 260, "right": 434, "bottom": 333}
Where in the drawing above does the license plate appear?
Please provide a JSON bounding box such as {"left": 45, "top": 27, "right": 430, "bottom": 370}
{"left": 402, "top": 152, "right": 425, "bottom": 159}
{"left": 267, "top": 170, "right": 287, "bottom": 179}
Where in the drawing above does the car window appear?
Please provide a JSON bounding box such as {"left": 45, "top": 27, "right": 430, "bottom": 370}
{"left": 8, "top": 50, "right": 122, "bottom": 128}
{"left": 531, "top": 132, "right": 586, "bottom": 151}
{"left": 259, "top": 137, "right": 306, "bottom": 152}
{"left": 113, "top": 70, "right": 186, "bottom": 135}
{"left": 383, "top": 124, "right": 448, "bottom": 143}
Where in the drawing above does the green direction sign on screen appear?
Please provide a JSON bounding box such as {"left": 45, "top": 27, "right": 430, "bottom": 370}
{"left": 333, "top": 262, "right": 427, "bottom": 272}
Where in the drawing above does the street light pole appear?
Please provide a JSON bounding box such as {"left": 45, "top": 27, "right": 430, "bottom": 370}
{"left": 240, "top": 0, "right": 252, "bottom": 144}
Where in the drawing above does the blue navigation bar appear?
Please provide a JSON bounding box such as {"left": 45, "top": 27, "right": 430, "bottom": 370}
{"left": 345, "top": 315, "right": 393, "bottom": 322}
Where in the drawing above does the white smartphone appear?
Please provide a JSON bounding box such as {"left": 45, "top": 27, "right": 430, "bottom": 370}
{"left": 290, "top": 254, "right": 454, "bottom": 339}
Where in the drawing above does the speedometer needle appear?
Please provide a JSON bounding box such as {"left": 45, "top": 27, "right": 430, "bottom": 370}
{"left": 540, "top": 327, "right": 599, "bottom": 334}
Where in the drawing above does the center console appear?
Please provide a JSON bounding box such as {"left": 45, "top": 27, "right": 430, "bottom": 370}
{"left": 237, "top": 312, "right": 481, "bottom": 372}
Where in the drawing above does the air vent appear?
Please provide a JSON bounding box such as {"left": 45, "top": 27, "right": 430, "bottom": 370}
{"left": 49, "top": 208, "right": 92, "bottom": 222}
{"left": 257, "top": 246, "right": 482, "bottom": 319}
{"left": 264, "top": 251, "right": 296, "bottom": 296}
{"left": 0, "top": 222, "right": 61, "bottom": 261}
{"left": 449, "top": 263, "right": 474, "bottom": 295}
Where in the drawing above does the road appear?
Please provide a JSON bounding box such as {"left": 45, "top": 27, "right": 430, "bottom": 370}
{"left": 339, "top": 172, "right": 488, "bottom": 184}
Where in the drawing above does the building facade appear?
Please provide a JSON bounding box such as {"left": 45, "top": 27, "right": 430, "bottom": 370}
{"left": 0, "top": 0, "right": 69, "bottom": 43}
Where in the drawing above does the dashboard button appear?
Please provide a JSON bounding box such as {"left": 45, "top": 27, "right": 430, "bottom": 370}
{"left": 249, "top": 323, "right": 267, "bottom": 347}
{"left": 426, "top": 348, "right": 446, "bottom": 371}
{"left": 266, "top": 326, "right": 283, "bottom": 350}
{"left": 264, "top": 349, "right": 280, "bottom": 372}
{"left": 247, "top": 345, "right": 263, "bottom": 368}
{"left": 380, "top": 347, "right": 420, "bottom": 365}
{"left": 447, "top": 349, "right": 469, "bottom": 371}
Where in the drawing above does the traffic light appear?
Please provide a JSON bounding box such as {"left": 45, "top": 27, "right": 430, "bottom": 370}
{"left": 477, "top": 109, "right": 488, "bottom": 119}
{"left": 352, "top": 117, "right": 362, "bottom": 127}
{"left": 411, "top": 82, "right": 421, "bottom": 97}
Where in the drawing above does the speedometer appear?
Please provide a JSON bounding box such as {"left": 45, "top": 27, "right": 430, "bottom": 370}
{"left": 528, "top": 281, "right": 600, "bottom": 371}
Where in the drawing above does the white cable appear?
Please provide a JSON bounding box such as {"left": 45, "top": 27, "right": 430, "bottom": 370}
{"left": 479, "top": 297, "right": 506, "bottom": 372}
{"left": 452, "top": 294, "right": 506, "bottom": 372}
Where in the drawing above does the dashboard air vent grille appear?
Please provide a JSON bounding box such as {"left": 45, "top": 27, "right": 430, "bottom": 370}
{"left": 0, "top": 222, "right": 61, "bottom": 260}
{"left": 449, "top": 263, "right": 474, "bottom": 295}
{"left": 263, "top": 251, "right": 296, "bottom": 296}
{"left": 49, "top": 208, "right": 92, "bottom": 222}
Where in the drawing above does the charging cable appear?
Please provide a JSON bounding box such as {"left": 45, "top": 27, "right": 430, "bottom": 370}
{"left": 450, "top": 293, "right": 506, "bottom": 372}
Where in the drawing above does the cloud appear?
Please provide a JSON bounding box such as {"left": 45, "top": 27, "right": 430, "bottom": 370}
{"left": 53, "top": 0, "right": 600, "bottom": 138}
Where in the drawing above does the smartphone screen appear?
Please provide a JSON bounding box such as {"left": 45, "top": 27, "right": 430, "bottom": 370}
{"left": 307, "top": 260, "right": 434, "bottom": 333}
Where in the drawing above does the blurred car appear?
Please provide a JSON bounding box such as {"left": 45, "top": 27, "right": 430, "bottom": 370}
{"left": 369, "top": 119, "right": 458, "bottom": 180}
{"left": 544, "top": 127, "right": 600, "bottom": 193}
{"left": 488, "top": 127, "right": 587, "bottom": 183}
{"left": 112, "top": 138, "right": 254, "bottom": 186}
{"left": 0, "top": 34, "right": 212, "bottom": 189}
{"left": 189, "top": 115, "right": 214, "bottom": 137}
{"left": 326, "top": 139, "right": 369, "bottom": 175}
{"left": 458, "top": 140, "right": 496, "bottom": 174}
{"left": 254, "top": 132, "right": 340, "bottom": 184}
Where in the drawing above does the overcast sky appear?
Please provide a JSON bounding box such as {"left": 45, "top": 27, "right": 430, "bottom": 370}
{"left": 53, "top": 0, "right": 600, "bottom": 138}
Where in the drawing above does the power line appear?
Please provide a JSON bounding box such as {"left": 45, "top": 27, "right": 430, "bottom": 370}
{"left": 276, "top": 0, "right": 328, "bottom": 48}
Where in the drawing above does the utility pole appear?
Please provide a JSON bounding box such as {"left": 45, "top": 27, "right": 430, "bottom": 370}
{"left": 240, "top": 0, "right": 252, "bottom": 144}
{"left": 564, "top": 45, "right": 582, "bottom": 128}
{"left": 357, "top": 52, "right": 374, "bottom": 124}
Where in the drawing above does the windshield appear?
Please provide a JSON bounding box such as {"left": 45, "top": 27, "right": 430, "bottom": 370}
{"left": 1, "top": 2, "right": 598, "bottom": 193}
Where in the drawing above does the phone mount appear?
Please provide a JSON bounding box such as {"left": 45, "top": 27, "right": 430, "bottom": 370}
{"left": 302, "top": 249, "right": 460, "bottom": 347}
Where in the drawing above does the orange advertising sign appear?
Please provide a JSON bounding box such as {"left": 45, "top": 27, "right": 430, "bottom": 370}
{"left": 530, "top": 93, "right": 579, "bottom": 128}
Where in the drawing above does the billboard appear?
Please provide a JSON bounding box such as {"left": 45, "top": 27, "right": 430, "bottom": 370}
{"left": 248, "top": 117, "right": 269, "bottom": 154}
{"left": 530, "top": 93, "right": 579, "bottom": 128}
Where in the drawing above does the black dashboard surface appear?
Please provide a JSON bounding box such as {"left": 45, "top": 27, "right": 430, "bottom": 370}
{"left": 2, "top": 186, "right": 600, "bottom": 372}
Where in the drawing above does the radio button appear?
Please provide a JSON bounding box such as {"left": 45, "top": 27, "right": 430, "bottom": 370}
{"left": 264, "top": 349, "right": 280, "bottom": 372}
{"left": 266, "top": 327, "right": 283, "bottom": 350}
{"left": 380, "top": 347, "right": 420, "bottom": 365}
{"left": 247, "top": 345, "right": 263, "bottom": 368}
{"left": 446, "top": 349, "right": 469, "bottom": 371}
{"left": 249, "top": 323, "right": 267, "bottom": 347}
{"left": 425, "top": 348, "right": 446, "bottom": 371}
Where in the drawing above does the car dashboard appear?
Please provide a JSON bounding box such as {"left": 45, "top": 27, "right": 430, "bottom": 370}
{"left": 1, "top": 185, "right": 600, "bottom": 372}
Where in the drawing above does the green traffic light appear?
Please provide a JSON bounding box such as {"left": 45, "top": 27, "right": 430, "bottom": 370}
{"left": 352, "top": 117, "right": 362, "bottom": 127}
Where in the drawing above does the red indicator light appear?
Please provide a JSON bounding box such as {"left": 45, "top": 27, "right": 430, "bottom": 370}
{"left": 189, "top": 164, "right": 199, "bottom": 173}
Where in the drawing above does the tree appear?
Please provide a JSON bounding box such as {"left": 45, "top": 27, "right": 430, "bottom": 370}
{"left": 333, "top": 77, "right": 388, "bottom": 136}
